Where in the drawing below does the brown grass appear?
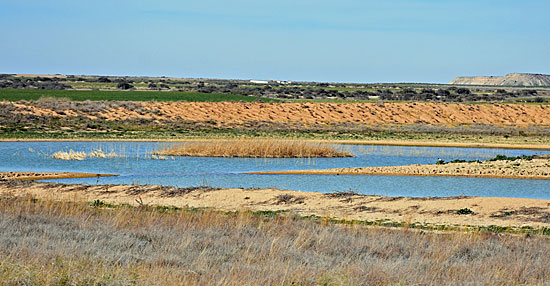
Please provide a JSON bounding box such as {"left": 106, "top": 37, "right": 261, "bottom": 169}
{"left": 153, "top": 139, "right": 353, "bottom": 158}
{"left": 1, "top": 195, "right": 550, "bottom": 285}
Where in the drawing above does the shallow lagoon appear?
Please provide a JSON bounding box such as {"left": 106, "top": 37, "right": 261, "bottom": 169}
{"left": 1, "top": 141, "right": 549, "bottom": 199}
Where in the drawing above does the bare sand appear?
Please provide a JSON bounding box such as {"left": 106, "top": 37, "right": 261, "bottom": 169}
{"left": 138, "top": 102, "right": 550, "bottom": 127}
{"left": 0, "top": 172, "right": 116, "bottom": 181}
{"left": 5, "top": 101, "right": 550, "bottom": 128}
{"left": 2, "top": 181, "right": 550, "bottom": 229}
{"left": 248, "top": 158, "right": 550, "bottom": 180}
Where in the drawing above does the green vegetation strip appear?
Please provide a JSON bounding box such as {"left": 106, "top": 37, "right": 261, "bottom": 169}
{"left": 0, "top": 89, "right": 279, "bottom": 102}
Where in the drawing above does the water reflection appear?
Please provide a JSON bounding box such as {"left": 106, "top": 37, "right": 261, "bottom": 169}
{"left": 1, "top": 141, "right": 549, "bottom": 199}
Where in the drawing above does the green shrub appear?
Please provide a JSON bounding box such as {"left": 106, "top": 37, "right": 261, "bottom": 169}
{"left": 456, "top": 208, "right": 474, "bottom": 215}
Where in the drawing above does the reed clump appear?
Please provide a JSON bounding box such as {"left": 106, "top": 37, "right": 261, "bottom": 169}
{"left": 50, "top": 149, "right": 117, "bottom": 160}
{"left": 153, "top": 139, "right": 353, "bottom": 158}
{"left": 88, "top": 149, "right": 117, "bottom": 159}
{"left": 51, "top": 149, "right": 87, "bottom": 160}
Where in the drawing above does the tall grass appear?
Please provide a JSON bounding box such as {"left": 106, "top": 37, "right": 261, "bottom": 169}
{"left": 1, "top": 195, "right": 550, "bottom": 285}
{"left": 154, "top": 139, "right": 353, "bottom": 158}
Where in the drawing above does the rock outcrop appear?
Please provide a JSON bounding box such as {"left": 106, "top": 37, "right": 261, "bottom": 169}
{"left": 450, "top": 73, "right": 550, "bottom": 86}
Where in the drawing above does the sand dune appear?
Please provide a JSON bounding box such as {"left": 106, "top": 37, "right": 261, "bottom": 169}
{"left": 4, "top": 101, "right": 550, "bottom": 128}
{"left": 139, "top": 102, "right": 550, "bottom": 127}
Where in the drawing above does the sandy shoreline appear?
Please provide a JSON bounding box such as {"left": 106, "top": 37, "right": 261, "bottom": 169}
{"left": 2, "top": 181, "right": 550, "bottom": 229}
{"left": 248, "top": 157, "right": 550, "bottom": 180}
{"left": 0, "top": 172, "right": 116, "bottom": 181}
{"left": 1, "top": 138, "right": 550, "bottom": 150}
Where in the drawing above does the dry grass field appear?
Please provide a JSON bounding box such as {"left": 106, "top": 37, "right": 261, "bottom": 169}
{"left": 1, "top": 195, "right": 550, "bottom": 285}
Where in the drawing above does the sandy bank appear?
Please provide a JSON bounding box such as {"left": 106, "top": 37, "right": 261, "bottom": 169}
{"left": 2, "top": 181, "right": 550, "bottom": 229}
{"left": 248, "top": 158, "right": 550, "bottom": 180}
{"left": 4, "top": 101, "right": 550, "bottom": 128}
{"left": 0, "top": 172, "right": 116, "bottom": 181}
{"left": 1, "top": 139, "right": 549, "bottom": 151}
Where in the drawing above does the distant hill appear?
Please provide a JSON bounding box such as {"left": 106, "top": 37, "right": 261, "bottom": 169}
{"left": 450, "top": 73, "right": 550, "bottom": 86}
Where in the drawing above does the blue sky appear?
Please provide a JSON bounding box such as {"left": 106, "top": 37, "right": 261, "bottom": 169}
{"left": 1, "top": 0, "right": 549, "bottom": 83}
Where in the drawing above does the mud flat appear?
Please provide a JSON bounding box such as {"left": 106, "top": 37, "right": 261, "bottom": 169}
{"left": 0, "top": 172, "right": 116, "bottom": 181}
{"left": 249, "top": 157, "right": 550, "bottom": 180}
{"left": 2, "top": 181, "right": 550, "bottom": 229}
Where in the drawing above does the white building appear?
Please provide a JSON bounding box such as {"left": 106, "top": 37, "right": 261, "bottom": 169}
{"left": 250, "top": 80, "right": 269, "bottom": 84}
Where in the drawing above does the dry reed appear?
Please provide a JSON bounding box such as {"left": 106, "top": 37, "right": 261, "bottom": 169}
{"left": 153, "top": 139, "right": 353, "bottom": 158}
{"left": 50, "top": 149, "right": 117, "bottom": 160}
{"left": 51, "top": 149, "right": 87, "bottom": 160}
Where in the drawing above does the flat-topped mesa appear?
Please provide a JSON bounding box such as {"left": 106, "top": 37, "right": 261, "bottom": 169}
{"left": 450, "top": 73, "right": 550, "bottom": 86}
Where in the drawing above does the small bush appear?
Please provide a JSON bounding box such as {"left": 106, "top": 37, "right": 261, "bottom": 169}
{"left": 456, "top": 208, "right": 474, "bottom": 215}
{"left": 274, "top": 194, "right": 305, "bottom": 205}
{"left": 117, "top": 82, "right": 134, "bottom": 90}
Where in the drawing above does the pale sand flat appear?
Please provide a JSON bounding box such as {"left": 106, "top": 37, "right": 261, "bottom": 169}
{"left": 0, "top": 172, "right": 116, "bottom": 181}
{"left": 247, "top": 158, "right": 550, "bottom": 180}
{"left": 2, "top": 182, "right": 550, "bottom": 229}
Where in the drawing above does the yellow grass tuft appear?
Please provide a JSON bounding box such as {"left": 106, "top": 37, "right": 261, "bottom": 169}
{"left": 153, "top": 139, "right": 353, "bottom": 158}
{"left": 51, "top": 149, "right": 87, "bottom": 160}
{"left": 88, "top": 149, "right": 117, "bottom": 158}
{"left": 51, "top": 149, "right": 117, "bottom": 160}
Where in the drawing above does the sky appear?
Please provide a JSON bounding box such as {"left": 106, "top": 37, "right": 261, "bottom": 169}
{"left": 1, "top": 0, "right": 549, "bottom": 83}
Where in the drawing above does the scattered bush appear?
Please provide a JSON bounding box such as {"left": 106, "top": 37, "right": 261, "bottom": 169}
{"left": 117, "top": 82, "right": 134, "bottom": 90}
{"left": 456, "top": 208, "right": 474, "bottom": 215}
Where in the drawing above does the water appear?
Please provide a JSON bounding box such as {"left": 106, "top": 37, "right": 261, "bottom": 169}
{"left": 1, "top": 141, "right": 549, "bottom": 199}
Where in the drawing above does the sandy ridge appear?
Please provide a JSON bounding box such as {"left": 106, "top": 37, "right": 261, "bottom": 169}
{"left": 0, "top": 172, "right": 116, "bottom": 181}
{"left": 4, "top": 101, "right": 550, "bottom": 127}
{"left": 248, "top": 158, "right": 550, "bottom": 180}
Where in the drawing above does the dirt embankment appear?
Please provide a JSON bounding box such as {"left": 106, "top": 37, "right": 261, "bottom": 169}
{"left": 3, "top": 101, "right": 550, "bottom": 128}
{"left": 2, "top": 181, "right": 550, "bottom": 229}
{"left": 249, "top": 158, "right": 550, "bottom": 180}
{"left": 107, "top": 102, "right": 550, "bottom": 127}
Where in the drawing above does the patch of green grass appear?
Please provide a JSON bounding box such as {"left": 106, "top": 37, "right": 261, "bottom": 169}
{"left": 0, "top": 89, "right": 279, "bottom": 102}
{"left": 89, "top": 199, "right": 116, "bottom": 208}
{"left": 59, "top": 82, "right": 119, "bottom": 89}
